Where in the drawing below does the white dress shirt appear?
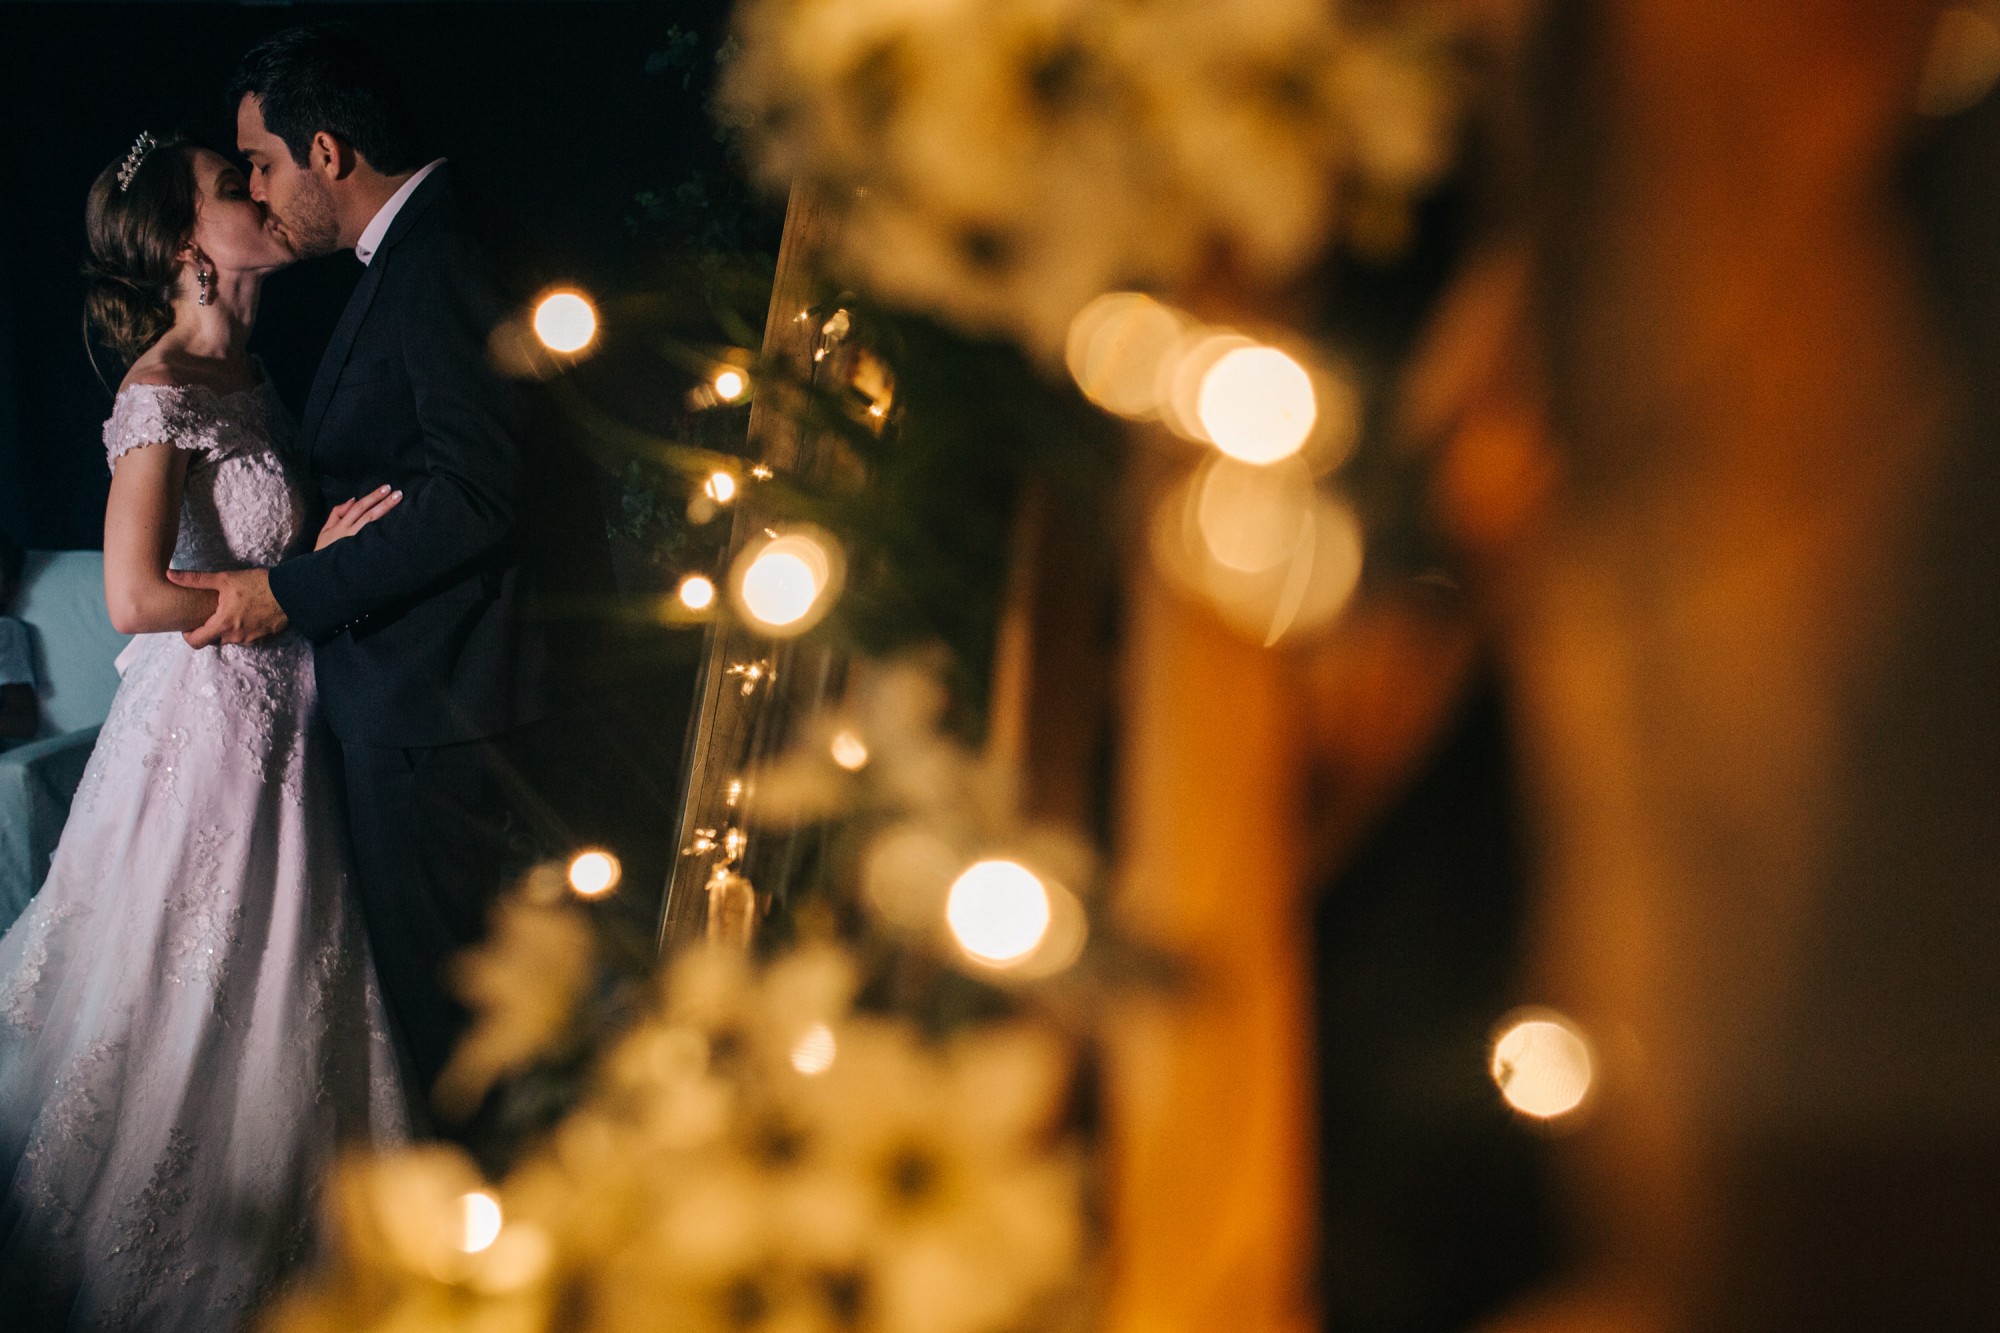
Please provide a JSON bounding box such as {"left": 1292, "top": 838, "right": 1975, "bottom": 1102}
{"left": 354, "top": 158, "right": 447, "bottom": 266}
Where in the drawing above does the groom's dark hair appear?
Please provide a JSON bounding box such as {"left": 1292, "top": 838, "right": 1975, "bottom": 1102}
{"left": 228, "top": 24, "right": 425, "bottom": 176}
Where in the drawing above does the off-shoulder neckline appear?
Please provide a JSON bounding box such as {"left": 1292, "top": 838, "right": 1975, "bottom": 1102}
{"left": 116, "top": 356, "right": 273, "bottom": 406}
{"left": 115, "top": 377, "right": 274, "bottom": 407}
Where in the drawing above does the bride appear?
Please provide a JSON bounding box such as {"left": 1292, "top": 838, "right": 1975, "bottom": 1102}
{"left": 0, "top": 132, "right": 409, "bottom": 1328}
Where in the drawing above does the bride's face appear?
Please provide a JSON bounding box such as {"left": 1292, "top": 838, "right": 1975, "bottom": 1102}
{"left": 187, "top": 149, "right": 294, "bottom": 275}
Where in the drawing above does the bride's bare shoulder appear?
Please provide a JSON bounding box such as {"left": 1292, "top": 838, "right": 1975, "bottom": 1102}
{"left": 117, "top": 349, "right": 256, "bottom": 399}
{"left": 118, "top": 348, "right": 183, "bottom": 394}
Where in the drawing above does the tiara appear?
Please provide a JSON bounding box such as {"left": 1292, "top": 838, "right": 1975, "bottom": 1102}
{"left": 116, "top": 132, "right": 158, "bottom": 193}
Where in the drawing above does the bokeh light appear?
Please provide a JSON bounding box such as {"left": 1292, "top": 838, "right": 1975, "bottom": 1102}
{"left": 1195, "top": 457, "right": 1315, "bottom": 573}
{"left": 945, "top": 859, "right": 1053, "bottom": 966}
{"left": 532, "top": 291, "right": 597, "bottom": 354}
{"left": 1196, "top": 345, "right": 1318, "bottom": 464}
{"left": 713, "top": 368, "right": 747, "bottom": 402}
{"left": 1490, "top": 1010, "right": 1595, "bottom": 1120}
{"left": 459, "top": 1191, "right": 503, "bottom": 1254}
{"left": 1065, "top": 292, "right": 1188, "bottom": 419}
{"left": 705, "top": 471, "right": 738, "bottom": 504}
{"left": 789, "top": 1022, "right": 838, "bottom": 1076}
{"left": 1919, "top": 6, "right": 2000, "bottom": 116}
{"left": 1008, "top": 877, "right": 1090, "bottom": 980}
{"left": 732, "top": 529, "right": 842, "bottom": 635}
{"left": 567, "top": 850, "right": 621, "bottom": 898}
{"left": 742, "top": 553, "right": 820, "bottom": 625}
{"left": 677, "top": 574, "right": 717, "bottom": 611}
{"left": 862, "top": 823, "right": 964, "bottom": 930}
{"left": 470, "top": 1220, "right": 554, "bottom": 1295}
{"left": 1152, "top": 459, "right": 1365, "bottom": 645}
{"left": 829, "top": 729, "right": 870, "bottom": 771}
{"left": 1159, "top": 329, "right": 1258, "bottom": 443}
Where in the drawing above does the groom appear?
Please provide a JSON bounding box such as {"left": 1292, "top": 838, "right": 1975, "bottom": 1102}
{"left": 178, "top": 25, "right": 553, "bottom": 1110}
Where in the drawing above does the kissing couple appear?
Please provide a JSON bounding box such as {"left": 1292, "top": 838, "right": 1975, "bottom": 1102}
{"left": 0, "top": 23, "right": 580, "bottom": 1329}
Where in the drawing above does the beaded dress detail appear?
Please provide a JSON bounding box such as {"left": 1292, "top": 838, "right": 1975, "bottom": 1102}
{"left": 0, "top": 380, "right": 409, "bottom": 1330}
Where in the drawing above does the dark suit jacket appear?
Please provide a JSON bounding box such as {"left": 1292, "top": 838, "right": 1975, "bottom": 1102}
{"left": 269, "top": 165, "right": 548, "bottom": 748}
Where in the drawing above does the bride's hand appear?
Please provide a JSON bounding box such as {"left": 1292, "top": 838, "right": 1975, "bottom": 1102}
{"left": 315, "top": 485, "right": 402, "bottom": 551}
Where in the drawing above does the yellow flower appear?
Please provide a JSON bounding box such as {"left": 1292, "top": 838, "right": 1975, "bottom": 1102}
{"left": 655, "top": 942, "right": 859, "bottom": 1076}
{"left": 800, "top": 1021, "right": 1083, "bottom": 1333}
{"left": 262, "top": 1147, "right": 559, "bottom": 1333}
{"left": 272, "top": 941, "right": 1090, "bottom": 1333}
{"left": 723, "top": 0, "right": 1464, "bottom": 357}
{"left": 432, "top": 887, "right": 596, "bottom": 1121}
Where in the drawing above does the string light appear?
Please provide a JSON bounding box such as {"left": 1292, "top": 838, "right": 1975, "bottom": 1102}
{"left": 1490, "top": 1010, "right": 1595, "bottom": 1120}
{"left": 1196, "top": 344, "right": 1317, "bottom": 464}
{"left": 705, "top": 471, "right": 738, "bottom": 504}
{"left": 459, "top": 1191, "right": 504, "bottom": 1254}
{"left": 713, "top": 369, "right": 747, "bottom": 402}
{"left": 726, "top": 659, "right": 775, "bottom": 695}
{"left": 531, "top": 291, "right": 597, "bottom": 354}
{"left": 677, "top": 574, "right": 716, "bottom": 611}
{"left": 945, "top": 859, "right": 1053, "bottom": 967}
{"left": 789, "top": 1023, "right": 838, "bottom": 1075}
{"left": 829, "top": 729, "right": 870, "bottom": 771}
{"left": 732, "top": 529, "right": 842, "bottom": 635}
{"left": 567, "top": 850, "right": 621, "bottom": 898}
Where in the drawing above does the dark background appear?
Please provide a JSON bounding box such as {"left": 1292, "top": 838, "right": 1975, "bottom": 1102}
{"left": 0, "top": 0, "right": 735, "bottom": 552}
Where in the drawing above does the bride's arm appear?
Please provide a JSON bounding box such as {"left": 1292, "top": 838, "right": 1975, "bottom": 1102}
{"left": 103, "top": 443, "right": 220, "bottom": 635}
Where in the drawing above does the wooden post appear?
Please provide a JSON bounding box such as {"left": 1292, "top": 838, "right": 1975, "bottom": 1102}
{"left": 1100, "top": 476, "right": 1319, "bottom": 1333}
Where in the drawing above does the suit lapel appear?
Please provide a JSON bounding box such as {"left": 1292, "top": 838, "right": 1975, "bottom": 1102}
{"left": 296, "top": 257, "right": 388, "bottom": 462}
{"left": 295, "top": 165, "right": 453, "bottom": 466}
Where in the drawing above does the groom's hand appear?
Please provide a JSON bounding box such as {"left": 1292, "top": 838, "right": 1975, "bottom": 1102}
{"left": 171, "top": 569, "right": 289, "bottom": 648}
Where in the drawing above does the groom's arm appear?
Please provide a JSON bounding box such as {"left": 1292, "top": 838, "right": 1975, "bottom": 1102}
{"left": 269, "top": 235, "right": 526, "bottom": 641}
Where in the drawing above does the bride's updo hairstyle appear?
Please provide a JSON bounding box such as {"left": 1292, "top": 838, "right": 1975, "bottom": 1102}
{"left": 83, "top": 132, "right": 200, "bottom": 363}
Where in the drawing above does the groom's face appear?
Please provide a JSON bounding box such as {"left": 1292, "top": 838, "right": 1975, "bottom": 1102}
{"left": 236, "top": 95, "right": 340, "bottom": 260}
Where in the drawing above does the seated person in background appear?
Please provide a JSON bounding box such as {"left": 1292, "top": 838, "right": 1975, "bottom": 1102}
{"left": 0, "top": 535, "right": 37, "bottom": 744}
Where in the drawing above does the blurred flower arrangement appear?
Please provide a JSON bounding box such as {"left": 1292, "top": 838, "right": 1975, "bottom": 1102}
{"left": 271, "top": 937, "right": 1084, "bottom": 1333}
{"left": 269, "top": 654, "right": 1101, "bottom": 1333}
{"left": 723, "top": 0, "right": 1463, "bottom": 357}
{"left": 263, "top": 1, "right": 1472, "bottom": 1329}
{"left": 722, "top": 0, "right": 1466, "bottom": 645}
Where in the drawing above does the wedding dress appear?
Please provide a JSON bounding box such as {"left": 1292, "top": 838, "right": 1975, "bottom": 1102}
{"left": 0, "top": 379, "right": 409, "bottom": 1329}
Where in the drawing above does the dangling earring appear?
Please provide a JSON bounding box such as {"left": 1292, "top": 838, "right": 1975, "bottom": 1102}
{"left": 196, "top": 262, "right": 213, "bottom": 307}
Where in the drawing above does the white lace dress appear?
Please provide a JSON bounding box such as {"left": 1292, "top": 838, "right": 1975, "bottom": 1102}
{"left": 0, "top": 381, "right": 409, "bottom": 1330}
